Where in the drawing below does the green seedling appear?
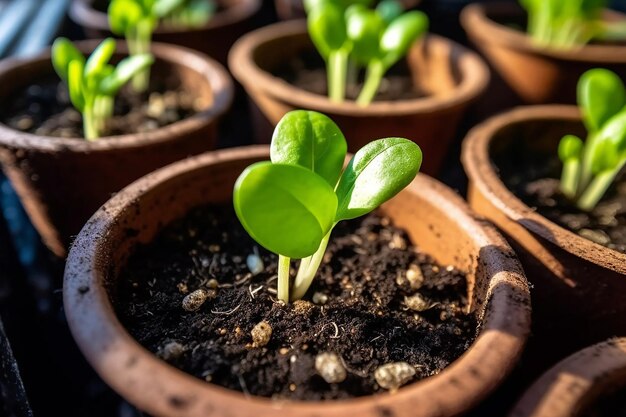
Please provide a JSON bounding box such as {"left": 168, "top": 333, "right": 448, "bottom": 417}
{"left": 51, "top": 37, "right": 154, "bottom": 140}
{"left": 108, "top": 0, "right": 215, "bottom": 91}
{"left": 233, "top": 110, "right": 422, "bottom": 302}
{"left": 558, "top": 68, "right": 626, "bottom": 210}
{"left": 306, "top": 0, "right": 427, "bottom": 105}
{"left": 520, "top": 0, "right": 626, "bottom": 48}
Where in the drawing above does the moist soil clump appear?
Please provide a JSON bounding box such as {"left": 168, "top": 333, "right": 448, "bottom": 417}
{"left": 496, "top": 149, "right": 626, "bottom": 254}
{"left": 583, "top": 387, "right": 626, "bottom": 417}
{"left": 273, "top": 49, "right": 425, "bottom": 102}
{"left": 116, "top": 204, "right": 478, "bottom": 400}
{"left": 1, "top": 74, "right": 199, "bottom": 138}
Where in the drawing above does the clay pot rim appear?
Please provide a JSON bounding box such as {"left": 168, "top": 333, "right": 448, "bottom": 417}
{"left": 0, "top": 40, "right": 233, "bottom": 153}
{"left": 509, "top": 338, "right": 626, "bottom": 417}
{"left": 228, "top": 20, "right": 489, "bottom": 117}
{"left": 460, "top": 2, "right": 626, "bottom": 64}
{"left": 461, "top": 104, "right": 626, "bottom": 275}
{"left": 64, "top": 145, "right": 530, "bottom": 417}
{"left": 69, "top": 0, "right": 262, "bottom": 35}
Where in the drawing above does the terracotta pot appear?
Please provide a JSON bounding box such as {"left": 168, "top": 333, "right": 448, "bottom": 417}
{"left": 461, "top": 2, "right": 626, "bottom": 104}
{"left": 69, "top": 0, "right": 262, "bottom": 65}
{"left": 0, "top": 40, "right": 233, "bottom": 258}
{"left": 64, "top": 146, "right": 530, "bottom": 417}
{"left": 228, "top": 20, "right": 489, "bottom": 175}
{"left": 273, "top": 0, "right": 421, "bottom": 21}
{"left": 461, "top": 105, "right": 626, "bottom": 378}
{"left": 509, "top": 338, "right": 626, "bottom": 417}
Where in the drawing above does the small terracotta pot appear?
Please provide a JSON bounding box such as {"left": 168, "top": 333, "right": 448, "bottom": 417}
{"left": 0, "top": 40, "right": 233, "bottom": 258}
{"left": 273, "top": 0, "right": 421, "bottom": 21}
{"left": 461, "top": 105, "right": 626, "bottom": 378}
{"left": 461, "top": 2, "right": 626, "bottom": 104}
{"left": 509, "top": 338, "right": 626, "bottom": 417}
{"left": 64, "top": 146, "right": 530, "bottom": 417}
{"left": 228, "top": 20, "right": 489, "bottom": 175}
{"left": 69, "top": 0, "right": 262, "bottom": 65}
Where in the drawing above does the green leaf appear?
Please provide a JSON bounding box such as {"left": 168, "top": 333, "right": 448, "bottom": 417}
{"left": 153, "top": 0, "right": 186, "bottom": 17}
{"left": 180, "top": 0, "right": 216, "bottom": 27}
{"left": 68, "top": 59, "right": 86, "bottom": 111}
{"left": 380, "top": 10, "right": 428, "bottom": 68}
{"left": 233, "top": 162, "right": 338, "bottom": 259}
{"left": 376, "top": 0, "right": 404, "bottom": 24}
{"left": 308, "top": 3, "right": 348, "bottom": 59}
{"left": 270, "top": 110, "right": 347, "bottom": 187}
{"left": 346, "top": 7, "right": 385, "bottom": 65}
{"left": 335, "top": 138, "right": 422, "bottom": 221}
{"left": 108, "top": 0, "right": 144, "bottom": 35}
{"left": 84, "top": 38, "right": 116, "bottom": 79}
{"left": 578, "top": 68, "right": 626, "bottom": 132}
{"left": 558, "top": 134, "right": 584, "bottom": 162}
{"left": 51, "top": 37, "right": 85, "bottom": 82}
{"left": 99, "top": 53, "right": 155, "bottom": 95}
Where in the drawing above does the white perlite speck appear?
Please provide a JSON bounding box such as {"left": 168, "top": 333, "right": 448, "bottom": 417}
{"left": 158, "top": 341, "right": 185, "bottom": 361}
{"left": 315, "top": 352, "right": 347, "bottom": 384}
{"left": 374, "top": 362, "right": 416, "bottom": 390}
{"left": 182, "top": 289, "right": 208, "bottom": 311}
{"left": 404, "top": 293, "right": 433, "bottom": 312}
{"left": 251, "top": 321, "right": 272, "bottom": 347}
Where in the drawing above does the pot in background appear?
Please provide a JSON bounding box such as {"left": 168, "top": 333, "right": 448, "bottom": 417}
{"left": 0, "top": 40, "right": 233, "bottom": 257}
{"left": 228, "top": 20, "right": 489, "bottom": 175}
{"left": 64, "top": 145, "right": 530, "bottom": 417}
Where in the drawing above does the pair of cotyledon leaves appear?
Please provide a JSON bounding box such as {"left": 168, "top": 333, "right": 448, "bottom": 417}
{"left": 52, "top": 38, "right": 153, "bottom": 112}
{"left": 233, "top": 111, "right": 422, "bottom": 259}
{"left": 109, "top": 0, "right": 214, "bottom": 34}
{"left": 559, "top": 68, "right": 626, "bottom": 174}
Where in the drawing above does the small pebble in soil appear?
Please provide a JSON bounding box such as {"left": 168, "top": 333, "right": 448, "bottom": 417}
{"left": 158, "top": 341, "right": 185, "bottom": 361}
{"left": 312, "top": 292, "right": 328, "bottom": 305}
{"left": 374, "top": 362, "right": 417, "bottom": 391}
{"left": 246, "top": 249, "right": 264, "bottom": 275}
{"left": 182, "top": 288, "right": 208, "bottom": 312}
{"left": 207, "top": 278, "right": 219, "bottom": 289}
{"left": 404, "top": 293, "right": 434, "bottom": 312}
{"left": 315, "top": 352, "right": 347, "bottom": 384}
{"left": 251, "top": 321, "right": 272, "bottom": 347}
{"left": 406, "top": 264, "right": 425, "bottom": 290}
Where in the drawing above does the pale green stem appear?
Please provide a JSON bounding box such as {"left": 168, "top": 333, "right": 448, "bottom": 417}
{"left": 327, "top": 50, "right": 348, "bottom": 103}
{"left": 577, "top": 162, "right": 625, "bottom": 211}
{"left": 83, "top": 103, "right": 99, "bottom": 141}
{"left": 356, "top": 60, "right": 385, "bottom": 106}
{"left": 560, "top": 159, "right": 581, "bottom": 199}
{"left": 578, "top": 133, "right": 598, "bottom": 194}
{"left": 291, "top": 230, "right": 332, "bottom": 301}
{"left": 277, "top": 255, "right": 291, "bottom": 303}
{"left": 128, "top": 19, "right": 152, "bottom": 92}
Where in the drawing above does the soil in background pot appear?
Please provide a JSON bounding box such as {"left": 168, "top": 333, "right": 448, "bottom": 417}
{"left": 583, "top": 387, "right": 626, "bottom": 417}
{"left": 273, "top": 49, "right": 425, "bottom": 101}
{"left": 0, "top": 73, "right": 201, "bottom": 138}
{"left": 115, "top": 204, "right": 478, "bottom": 400}
{"left": 494, "top": 147, "right": 626, "bottom": 254}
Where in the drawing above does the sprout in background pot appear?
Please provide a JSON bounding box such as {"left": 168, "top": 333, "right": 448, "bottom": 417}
{"left": 520, "top": 0, "right": 626, "bottom": 48}
{"left": 307, "top": 0, "right": 428, "bottom": 105}
{"left": 51, "top": 37, "right": 154, "bottom": 140}
{"left": 233, "top": 110, "right": 422, "bottom": 302}
{"left": 108, "top": 0, "right": 215, "bottom": 91}
{"left": 558, "top": 68, "right": 626, "bottom": 210}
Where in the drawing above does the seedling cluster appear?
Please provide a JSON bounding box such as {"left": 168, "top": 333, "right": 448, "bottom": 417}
{"left": 521, "top": 0, "right": 626, "bottom": 48}
{"left": 306, "top": 0, "right": 428, "bottom": 105}
{"left": 51, "top": 37, "right": 154, "bottom": 140}
{"left": 234, "top": 110, "right": 422, "bottom": 302}
{"left": 559, "top": 68, "right": 626, "bottom": 211}
{"left": 109, "top": 0, "right": 215, "bottom": 91}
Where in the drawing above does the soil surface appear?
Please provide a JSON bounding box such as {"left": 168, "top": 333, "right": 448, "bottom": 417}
{"left": 0, "top": 74, "right": 199, "bottom": 139}
{"left": 496, "top": 151, "right": 626, "bottom": 254}
{"left": 583, "top": 388, "right": 626, "bottom": 417}
{"left": 116, "top": 204, "right": 478, "bottom": 400}
{"left": 273, "top": 49, "right": 425, "bottom": 102}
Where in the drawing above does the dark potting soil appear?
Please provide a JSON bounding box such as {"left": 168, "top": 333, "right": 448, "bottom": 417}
{"left": 496, "top": 150, "right": 626, "bottom": 254}
{"left": 0, "top": 74, "right": 199, "bottom": 138}
{"left": 273, "top": 49, "right": 425, "bottom": 102}
{"left": 582, "top": 387, "right": 626, "bottom": 417}
{"left": 116, "top": 204, "right": 478, "bottom": 400}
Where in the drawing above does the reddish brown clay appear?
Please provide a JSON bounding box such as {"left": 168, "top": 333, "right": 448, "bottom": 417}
{"left": 461, "top": 105, "right": 626, "bottom": 379}
{"left": 228, "top": 20, "right": 489, "bottom": 175}
{"left": 0, "top": 40, "right": 233, "bottom": 258}
{"left": 273, "top": 0, "right": 421, "bottom": 21}
{"left": 69, "top": 0, "right": 262, "bottom": 65}
{"left": 461, "top": 2, "right": 626, "bottom": 104}
{"left": 64, "top": 146, "right": 530, "bottom": 417}
{"left": 509, "top": 338, "right": 626, "bottom": 417}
